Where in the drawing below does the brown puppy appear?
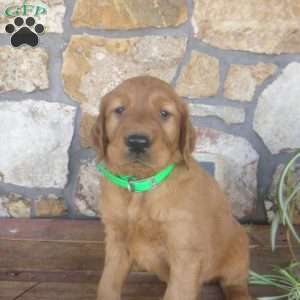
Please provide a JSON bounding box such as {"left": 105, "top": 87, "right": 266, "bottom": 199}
{"left": 92, "top": 76, "right": 251, "bottom": 300}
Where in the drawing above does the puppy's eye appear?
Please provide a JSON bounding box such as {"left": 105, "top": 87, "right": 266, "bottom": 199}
{"left": 114, "top": 106, "right": 125, "bottom": 115}
{"left": 160, "top": 110, "right": 171, "bottom": 120}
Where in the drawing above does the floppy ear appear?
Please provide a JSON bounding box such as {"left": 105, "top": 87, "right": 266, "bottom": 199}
{"left": 91, "top": 102, "right": 107, "bottom": 162}
{"left": 179, "top": 102, "right": 196, "bottom": 167}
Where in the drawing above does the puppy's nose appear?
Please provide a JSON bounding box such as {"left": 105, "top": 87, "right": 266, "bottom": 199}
{"left": 126, "top": 134, "right": 150, "bottom": 153}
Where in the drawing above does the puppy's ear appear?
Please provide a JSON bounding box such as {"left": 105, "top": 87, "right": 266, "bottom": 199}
{"left": 91, "top": 102, "right": 107, "bottom": 162}
{"left": 179, "top": 102, "right": 196, "bottom": 167}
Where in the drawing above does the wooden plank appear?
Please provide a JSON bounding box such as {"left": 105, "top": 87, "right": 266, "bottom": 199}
{"left": 248, "top": 224, "right": 300, "bottom": 248}
{"left": 0, "top": 270, "right": 101, "bottom": 284}
{"left": 15, "top": 282, "right": 223, "bottom": 300}
{"left": 0, "top": 219, "right": 278, "bottom": 246}
{"left": 17, "top": 282, "right": 162, "bottom": 300}
{"left": 11, "top": 282, "right": 96, "bottom": 300}
{"left": 0, "top": 239, "right": 295, "bottom": 272}
{"left": 0, "top": 271, "right": 163, "bottom": 285}
{"left": 0, "top": 272, "right": 283, "bottom": 298}
{"left": 0, "top": 240, "right": 104, "bottom": 272}
{"left": 13, "top": 282, "right": 283, "bottom": 300}
{"left": 0, "top": 219, "right": 105, "bottom": 242}
{"left": 250, "top": 286, "right": 283, "bottom": 298}
{"left": 0, "top": 240, "right": 296, "bottom": 282}
{"left": 0, "top": 221, "right": 294, "bottom": 300}
{"left": 0, "top": 281, "right": 36, "bottom": 300}
{"left": 250, "top": 246, "right": 295, "bottom": 273}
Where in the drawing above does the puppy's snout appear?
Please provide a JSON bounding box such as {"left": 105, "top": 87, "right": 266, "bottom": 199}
{"left": 126, "top": 134, "right": 151, "bottom": 153}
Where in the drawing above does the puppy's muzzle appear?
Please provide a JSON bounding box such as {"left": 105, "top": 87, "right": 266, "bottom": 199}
{"left": 126, "top": 134, "right": 151, "bottom": 154}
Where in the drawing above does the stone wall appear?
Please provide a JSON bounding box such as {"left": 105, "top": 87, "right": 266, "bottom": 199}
{"left": 1, "top": 0, "right": 300, "bottom": 222}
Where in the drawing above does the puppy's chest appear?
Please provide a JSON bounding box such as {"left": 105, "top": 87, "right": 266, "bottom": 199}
{"left": 125, "top": 194, "right": 166, "bottom": 251}
{"left": 124, "top": 195, "right": 168, "bottom": 272}
{"left": 127, "top": 194, "right": 164, "bottom": 240}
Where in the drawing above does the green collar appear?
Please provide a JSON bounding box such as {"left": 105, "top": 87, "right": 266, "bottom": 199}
{"left": 96, "top": 163, "right": 176, "bottom": 193}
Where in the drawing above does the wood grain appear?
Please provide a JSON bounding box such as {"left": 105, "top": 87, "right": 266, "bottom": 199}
{"left": 0, "top": 220, "right": 297, "bottom": 299}
{"left": 0, "top": 281, "right": 36, "bottom": 300}
{"left": 0, "top": 238, "right": 293, "bottom": 277}
{"left": 0, "top": 219, "right": 104, "bottom": 242}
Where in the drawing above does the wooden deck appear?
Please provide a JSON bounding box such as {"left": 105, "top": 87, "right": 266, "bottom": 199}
{"left": 0, "top": 219, "right": 294, "bottom": 300}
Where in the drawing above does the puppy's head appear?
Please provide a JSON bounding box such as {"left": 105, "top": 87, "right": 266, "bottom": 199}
{"left": 92, "top": 76, "right": 195, "bottom": 177}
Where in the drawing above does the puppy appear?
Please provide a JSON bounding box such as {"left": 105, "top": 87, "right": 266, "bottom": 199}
{"left": 92, "top": 76, "right": 251, "bottom": 300}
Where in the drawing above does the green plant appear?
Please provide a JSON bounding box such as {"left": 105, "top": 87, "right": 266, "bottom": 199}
{"left": 271, "top": 150, "right": 300, "bottom": 255}
{"left": 249, "top": 150, "right": 300, "bottom": 299}
{"left": 249, "top": 264, "right": 300, "bottom": 300}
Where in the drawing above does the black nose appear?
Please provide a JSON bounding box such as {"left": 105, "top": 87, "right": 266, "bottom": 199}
{"left": 126, "top": 134, "right": 151, "bottom": 153}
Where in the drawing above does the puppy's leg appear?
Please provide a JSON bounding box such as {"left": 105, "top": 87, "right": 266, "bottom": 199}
{"left": 163, "top": 253, "right": 202, "bottom": 300}
{"left": 221, "top": 278, "right": 251, "bottom": 300}
{"left": 97, "top": 230, "right": 131, "bottom": 300}
{"left": 220, "top": 231, "right": 251, "bottom": 300}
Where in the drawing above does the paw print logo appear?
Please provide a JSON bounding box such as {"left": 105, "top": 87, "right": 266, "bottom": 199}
{"left": 5, "top": 17, "right": 45, "bottom": 47}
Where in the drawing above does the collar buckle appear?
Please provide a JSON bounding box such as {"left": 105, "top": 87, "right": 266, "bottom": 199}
{"left": 127, "top": 179, "right": 135, "bottom": 192}
{"left": 150, "top": 177, "right": 157, "bottom": 189}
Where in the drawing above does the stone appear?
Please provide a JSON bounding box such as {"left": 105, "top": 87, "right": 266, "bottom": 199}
{"left": 72, "top": 0, "right": 188, "bottom": 30}
{"left": 36, "top": 194, "right": 67, "bottom": 217}
{"left": 193, "top": 128, "right": 259, "bottom": 219}
{"left": 251, "top": 63, "right": 278, "bottom": 85}
{"left": 0, "top": 100, "right": 76, "bottom": 188}
{"left": 0, "top": 197, "right": 10, "bottom": 218}
{"left": 188, "top": 104, "right": 245, "bottom": 125}
{"left": 75, "top": 159, "right": 101, "bottom": 217}
{"left": 224, "top": 63, "right": 277, "bottom": 102}
{"left": 254, "top": 63, "right": 300, "bottom": 154}
{"left": 0, "top": 0, "right": 65, "bottom": 33}
{"left": 62, "top": 35, "right": 186, "bottom": 116}
{"left": 0, "top": 193, "right": 31, "bottom": 218}
{"left": 80, "top": 113, "right": 97, "bottom": 148}
{"left": 265, "top": 199, "right": 276, "bottom": 223}
{"left": 176, "top": 51, "right": 219, "bottom": 98}
{"left": 0, "top": 47, "right": 48, "bottom": 93}
{"left": 193, "top": 152, "right": 225, "bottom": 187}
{"left": 192, "top": 0, "right": 300, "bottom": 54}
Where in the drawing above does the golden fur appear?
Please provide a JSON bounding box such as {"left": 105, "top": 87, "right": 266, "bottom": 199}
{"left": 92, "top": 76, "right": 251, "bottom": 300}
